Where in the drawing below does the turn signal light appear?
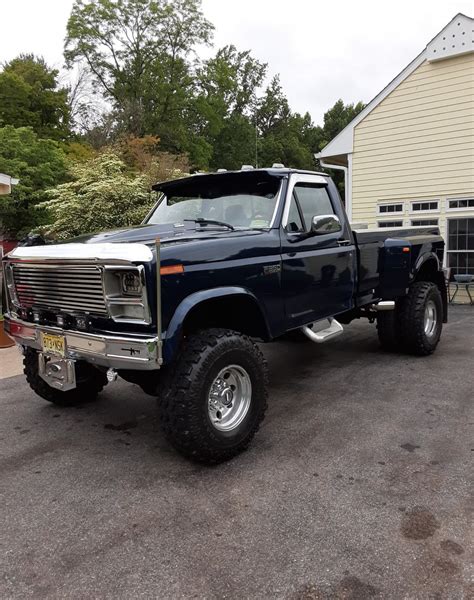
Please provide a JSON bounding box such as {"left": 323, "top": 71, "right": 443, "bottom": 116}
{"left": 160, "top": 264, "right": 184, "bottom": 275}
{"left": 402, "top": 247, "right": 411, "bottom": 253}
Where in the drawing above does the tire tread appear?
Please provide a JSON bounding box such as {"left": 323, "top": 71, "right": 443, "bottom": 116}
{"left": 159, "top": 328, "right": 268, "bottom": 464}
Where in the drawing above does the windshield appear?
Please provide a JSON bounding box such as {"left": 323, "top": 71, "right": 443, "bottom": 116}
{"left": 146, "top": 172, "right": 282, "bottom": 229}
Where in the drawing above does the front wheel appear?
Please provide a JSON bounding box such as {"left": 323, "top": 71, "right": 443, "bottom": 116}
{"left": 158, "top": 328, "right": 268, "bottom": 464}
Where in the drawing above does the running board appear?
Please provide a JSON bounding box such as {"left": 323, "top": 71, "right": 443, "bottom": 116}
{"left": 300, "top": 318, "right": 344, "bottom": 343}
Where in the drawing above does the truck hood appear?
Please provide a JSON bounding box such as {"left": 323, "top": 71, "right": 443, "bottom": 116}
{"left": 7, "top": 222, "right": 272, "bottom": 265}
{"left": 69, "top": 223, "right": 260, "bottom": 246}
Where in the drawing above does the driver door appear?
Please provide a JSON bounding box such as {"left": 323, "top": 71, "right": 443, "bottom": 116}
{"left": 280, "top": 174, "right": 356, "bottom": 327}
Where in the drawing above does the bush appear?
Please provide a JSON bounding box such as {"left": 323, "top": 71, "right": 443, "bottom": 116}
{"left": 39, "top": 151, "right": 154, "bottom": 240}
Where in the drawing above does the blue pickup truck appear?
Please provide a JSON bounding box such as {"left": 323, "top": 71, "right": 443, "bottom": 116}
{"left": 3, "top": 168, "right": 447, "bottom": 463}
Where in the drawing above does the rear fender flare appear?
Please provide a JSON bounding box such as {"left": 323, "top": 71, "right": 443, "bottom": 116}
{"left": 411, "top": 251, "right": 440, "bottom": 280}
{"left": 411, "top": 252, "right": 447, "bottom": 323}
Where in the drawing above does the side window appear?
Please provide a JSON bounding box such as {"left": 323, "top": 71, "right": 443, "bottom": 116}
{"left": 286, "top": 193, "right": 304, "bottom": 232}
{"left": 293, "top": 184, "right": 334, "bottom": 231}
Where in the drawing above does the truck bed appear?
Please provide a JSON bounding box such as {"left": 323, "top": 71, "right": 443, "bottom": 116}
{"left": 352, "top": 226, "right": 444, "bottom": 304}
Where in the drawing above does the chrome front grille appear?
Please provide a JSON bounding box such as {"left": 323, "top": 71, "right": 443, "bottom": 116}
{"left": 12, "top": 263, "right": 107, "bottom": 315}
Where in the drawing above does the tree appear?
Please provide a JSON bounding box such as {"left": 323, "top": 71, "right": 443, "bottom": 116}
{"left": 210, "top": 114, "right": 256, "bottom": 170}
{"left": 113, "top": 133, "right": 190, "bottom": 183}
{"left": 65, "top": 0, "right": 213, "bottom": 138}
{"left": 255, "top": 76, "right": 316, "bottom": 170}
{"left": 0, "top": 55, "right": 71, "bottom": 140}
{"left": 39, "top": 151, "right": 155, "bottom": 239}
{"left": 256, "top": 75, "right": 290, "bottom": 137}
{"left": 189, "top": 45, "right": 267, "bottom": 169}
{"left": 312, "top": 99, "right": 366, "bottom": 153}
{"left": 0, "top": 126, "right": 67, "bottom": 237}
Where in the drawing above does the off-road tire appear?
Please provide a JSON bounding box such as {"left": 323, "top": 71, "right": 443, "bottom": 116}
{"left": 24, "top": 348, "right": 107, "bottom": 407}
{"left": 397, "top": 281, "right": 443, "bottom": 356}
{"left": 158, "top": 328, "right": 268, "bottom": 464}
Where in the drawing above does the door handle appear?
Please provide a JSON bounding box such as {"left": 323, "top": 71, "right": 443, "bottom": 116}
{"left": 337, "top": 239, "right": 352, "bottom": 246}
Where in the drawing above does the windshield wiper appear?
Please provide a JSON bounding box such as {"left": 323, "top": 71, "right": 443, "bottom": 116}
{"left": 184, "top": 218, "right": 235, "bottom": 231}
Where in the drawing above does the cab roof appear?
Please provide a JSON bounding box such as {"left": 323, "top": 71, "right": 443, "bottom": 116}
{"left": 152, "top": 168, "right": 329, "bottom": 192}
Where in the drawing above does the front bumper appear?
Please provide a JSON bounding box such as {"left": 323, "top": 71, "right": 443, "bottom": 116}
{"left": 4, "top": 316, "right": 162, "bottom": 371}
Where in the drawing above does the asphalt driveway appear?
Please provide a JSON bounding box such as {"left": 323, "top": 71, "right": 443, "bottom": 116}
{"left": 0, "top": 306, "right": 472, "bottom": 599}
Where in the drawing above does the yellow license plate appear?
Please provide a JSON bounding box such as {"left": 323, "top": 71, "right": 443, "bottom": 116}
{"left": 41, "top": 333, "right": 66, "bottom": 357}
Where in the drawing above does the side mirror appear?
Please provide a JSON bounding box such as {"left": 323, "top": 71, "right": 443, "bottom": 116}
{"left": 311, "top": 214, "right": 342, "bottom": 235}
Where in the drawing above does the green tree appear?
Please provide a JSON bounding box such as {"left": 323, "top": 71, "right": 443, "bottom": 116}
{"left": 255, "top": 76, "right": 316, "bottom": 169}
{"left": 314, "top": 99, "right": 366, "bottom": 151}
{"left": 39, "top": 151, "right": 154, "bottom": 239}
{"left": 65, "top": 0, "right": 213, "bottom": 139}
{"left": 0, "top": 126, "right": 67, "bottom": 237}
{"left": 189, "top": 45, "right": 267, "bottom": 169}
{"left": 211, "top": 114, "right": 256, "bottom": 170}
{"left": 0, "top": 55, "right": 71, "bottom": 140}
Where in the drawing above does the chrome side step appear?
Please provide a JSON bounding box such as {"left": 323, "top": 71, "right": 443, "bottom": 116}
{"left": 300, "top": 318, "right": 344, "bottom": 343}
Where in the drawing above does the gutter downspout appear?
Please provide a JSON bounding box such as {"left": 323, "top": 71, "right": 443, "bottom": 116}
{"left": 316, "top": 156, "right": 352, "bottom": 222}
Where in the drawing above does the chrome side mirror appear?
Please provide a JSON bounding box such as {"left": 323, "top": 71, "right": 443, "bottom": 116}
{"left": 311, "top": 214, "right": 342, "bottom": 235}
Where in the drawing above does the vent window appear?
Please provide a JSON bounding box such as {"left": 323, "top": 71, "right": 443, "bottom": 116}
{"left": 448, "top": 198, "right": 474, "bottom": 210}
{"left": 411, "top": 219, "right": 439, "bottom": 226}
{"left": 411, "top": 201, "right": 439, "bottom": 212}
{"left": 378, "top": 220, "right": 403, "bottom": 228}
{"left": 378, "top": 203, "right": 403, "bottom": 214}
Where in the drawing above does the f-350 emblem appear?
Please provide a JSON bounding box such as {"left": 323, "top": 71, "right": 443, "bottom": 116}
{"left": 263, "top": 264, "right": 281, "bottom": 275}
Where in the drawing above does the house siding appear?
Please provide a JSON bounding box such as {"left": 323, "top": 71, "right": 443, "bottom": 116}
{"left": 351, "top": 53, "right": 474, "bottom": 224}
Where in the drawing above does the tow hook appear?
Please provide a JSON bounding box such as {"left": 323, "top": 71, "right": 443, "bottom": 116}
{"left": 106, "top": 368, "right": 118, "bottom": 382}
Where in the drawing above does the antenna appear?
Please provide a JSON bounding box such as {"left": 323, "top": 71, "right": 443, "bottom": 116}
{"left": 255, "top": 118, "right": 258, "bottom": 169}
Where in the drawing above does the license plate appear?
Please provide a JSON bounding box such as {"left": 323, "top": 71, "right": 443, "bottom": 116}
{"left": 41, "top": 333, "right": 66, "bottom": 357}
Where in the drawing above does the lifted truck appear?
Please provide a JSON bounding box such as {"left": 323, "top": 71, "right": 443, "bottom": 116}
{"left": 3, "top": 168, "right": 447, "bottom": 463}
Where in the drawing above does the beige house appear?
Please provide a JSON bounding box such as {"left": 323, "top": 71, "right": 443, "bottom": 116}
{"left": 317, "top": 13, "right": 474, "bottom": 300}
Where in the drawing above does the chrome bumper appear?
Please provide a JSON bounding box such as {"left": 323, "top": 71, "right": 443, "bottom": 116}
{"left": 4, "top": 316, "right": 162, "bottom": 371}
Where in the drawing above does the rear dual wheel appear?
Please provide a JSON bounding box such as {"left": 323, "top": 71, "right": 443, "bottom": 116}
{"left": 377, "top": 281, "right": 443, "bottom": 356}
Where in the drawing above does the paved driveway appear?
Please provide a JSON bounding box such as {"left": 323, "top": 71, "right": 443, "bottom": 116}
{"left": 0, "top": 306, "right": 472, "bottom": 599}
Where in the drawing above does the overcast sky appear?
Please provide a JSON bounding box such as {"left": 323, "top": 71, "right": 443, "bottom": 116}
{"left": 0, "top": 0, "right": 471, "bottom": 124}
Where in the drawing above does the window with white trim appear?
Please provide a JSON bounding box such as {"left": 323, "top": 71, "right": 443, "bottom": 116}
{"left": 447, "top": 198, "right": 474, "bottom": 210}
{"left": 411, "top": 218, "right": 439, "bottom": 226}
{"left": 447, "top": 218, "right": 474, "bottom": 278}
{"left": 378, "top": 203, "right": 403, "bottom": 215}
{"left": 411, "top": 201, "right": 439, "bottom": 212}
{"left": 378, "top": 220, "right": 403, "bottom": 228}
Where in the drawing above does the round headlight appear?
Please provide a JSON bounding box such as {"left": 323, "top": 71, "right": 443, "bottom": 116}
{"left": 121, "top": 271, "right": 142, "bottom": 295}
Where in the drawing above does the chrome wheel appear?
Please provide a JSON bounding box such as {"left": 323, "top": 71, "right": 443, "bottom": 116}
{"left": 424, "top": 300, "right": 437, "bottom": 338}
{"left": 208, "top": 365, "right": 252, "bottom": 432}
